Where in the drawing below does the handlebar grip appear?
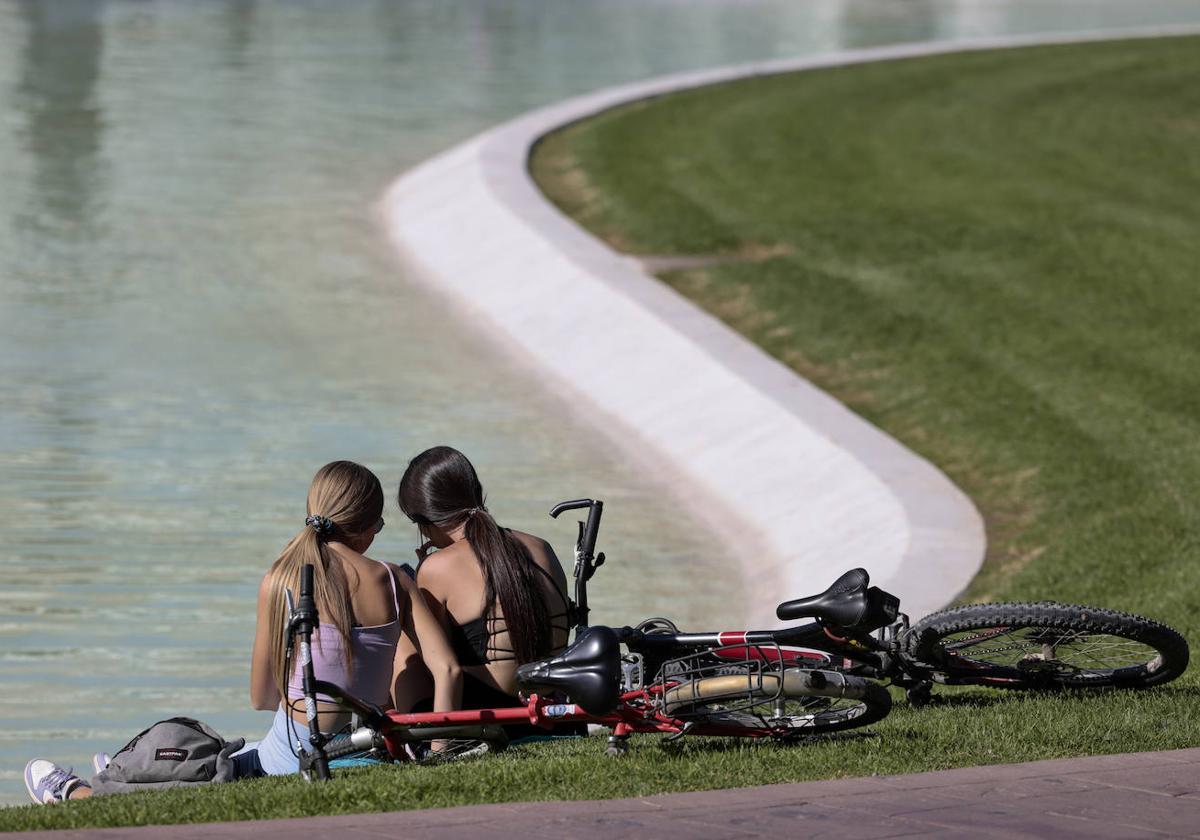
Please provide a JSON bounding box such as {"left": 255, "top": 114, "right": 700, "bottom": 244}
{"left": 321, "top": 735, "right": 359, "bottom": 761}
{"left": 300, "top": 564, "right": 314, "bottom": 598}
{"left": 322, "top": 732, "right": 373, "bottom": 761}
{"left": 550, "top": 498, "right": 595, "bottom": 519}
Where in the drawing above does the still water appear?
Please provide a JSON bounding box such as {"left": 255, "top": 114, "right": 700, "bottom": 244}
{"left": 2, "top": 0, "right": 1198, "bottom": 805}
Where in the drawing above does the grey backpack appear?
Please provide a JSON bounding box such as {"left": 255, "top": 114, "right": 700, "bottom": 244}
{"left": 91, "top": 717, "right": 246, "bottom": 794}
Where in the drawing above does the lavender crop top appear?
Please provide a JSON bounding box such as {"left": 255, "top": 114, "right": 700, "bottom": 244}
{"left": 287, "top": 560, "right": 401, "bottom": 708}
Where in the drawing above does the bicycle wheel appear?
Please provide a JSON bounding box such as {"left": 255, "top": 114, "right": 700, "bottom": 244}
{"left": 905, "top": 602, "right": 1189, "bottom": 689}
{"left": 662, "top": 668, "right": 891, "bottom": 736}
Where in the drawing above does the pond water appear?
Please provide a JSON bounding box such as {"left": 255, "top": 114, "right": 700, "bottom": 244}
{"left": 2, "top": 0, "right": 1198, "bottom": 805}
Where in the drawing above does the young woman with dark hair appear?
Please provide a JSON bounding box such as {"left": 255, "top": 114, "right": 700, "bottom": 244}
{"left": 393, "top": 446, "right": 572, "bottom": 712}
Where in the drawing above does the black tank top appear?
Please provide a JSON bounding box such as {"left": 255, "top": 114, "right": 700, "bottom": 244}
{"left": 447, "top": 562, "right": 571, "bottom": 666}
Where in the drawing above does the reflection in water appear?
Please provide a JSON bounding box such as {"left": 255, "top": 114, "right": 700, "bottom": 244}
{"left": 14, "top": 0, "right": 106, "bottom": 237}
{"left": 221, "top": 0, "right": 257, "bottom": 68}
{"left": 7, "top": 1, "right": 113, "bottom": 577}
{"left": 840, "top": 0, "right": 941, "bottom": 47}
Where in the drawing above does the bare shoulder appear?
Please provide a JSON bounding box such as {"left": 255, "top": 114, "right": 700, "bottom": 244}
{"left": 509, "top": 529, "right": 555, "bottom": 557}
{"left": 510, "top": 530, "right": 566, "bottom": 580}
{"left": 348, "top": 550, "right": 397, "bottom": 589}
{"left": 378, "top": 561, "right": 419, "bottom": 601}
{"left": 255, "top": 572, "right": 275, "bottom": 618}
{"left": 376, "top": 558, "right": 413, "bottom": 585}
{"left": 414, "top": 546, "right": 466, "bottom": 589}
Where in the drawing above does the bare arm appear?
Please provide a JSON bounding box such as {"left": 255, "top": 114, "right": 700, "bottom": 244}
{"left": 390, "top": 627, "right": 431, "bottom": 713}
{"left": 250, "top": 574, "right": 281, "bottom": 711}
{"left": 394, "top": 566, "right": 462, "bottom": 713}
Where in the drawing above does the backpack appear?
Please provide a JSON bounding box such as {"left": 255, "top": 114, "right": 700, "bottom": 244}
{"left": 90, "top": 717, "right": 246, "bottom": 795}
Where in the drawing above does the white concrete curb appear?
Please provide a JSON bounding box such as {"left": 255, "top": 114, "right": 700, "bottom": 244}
{"left": 380, "top": 26, "right": 1199, "bottom": 626}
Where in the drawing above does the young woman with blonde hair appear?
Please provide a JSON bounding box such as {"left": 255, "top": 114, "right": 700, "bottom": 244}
{"left": 240, "top": 459, "right": 461, "bottom": 775}
{"left": 23, "top": 460, "right": 461, "bottom": 801}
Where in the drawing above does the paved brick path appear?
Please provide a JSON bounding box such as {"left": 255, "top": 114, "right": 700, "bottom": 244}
{"left": 26, "top": 748, "right": 1200, "bottom": 839}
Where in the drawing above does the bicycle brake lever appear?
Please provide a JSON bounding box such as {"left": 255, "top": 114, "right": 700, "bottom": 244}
{"left": 572, "top": 521, "right": 584, "bottom": 579}
{"left": 584, "top": 551, "right": 606, "bottom": 581}
{"left": 284, "top": 587, "right": 297, "bottom": 645}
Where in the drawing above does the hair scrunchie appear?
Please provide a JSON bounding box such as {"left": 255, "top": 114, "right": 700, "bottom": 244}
{"left": 305, "top": 514, "right": 334, "bottom": 536}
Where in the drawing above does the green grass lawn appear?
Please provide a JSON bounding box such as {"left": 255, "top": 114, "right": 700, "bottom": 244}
{"left": 4, "top": 688, "right": 1198, "bottom": 832}
{"left": 5, "top": 35, "right": 1199, "bottom": 833}
{"left": 532, "top": 35, "right": 1200, "bottom": 618}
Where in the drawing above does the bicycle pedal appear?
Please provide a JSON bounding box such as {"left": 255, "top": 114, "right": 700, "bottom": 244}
{"left": 662, "top": 722, "right": 696, "bottom": 743}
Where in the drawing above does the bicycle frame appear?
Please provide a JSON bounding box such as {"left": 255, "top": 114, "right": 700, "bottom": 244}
{"left": 308, "top": 674, "right": 818, "bottom": 765}
{"left": 631, "top": 619, "right": 1052, "bottom": 691}
{"left": 622, "top": 623, "right": 882, "bottom": 671}
{"left": 400, "top": 695, "right": 788, "bottom": 746}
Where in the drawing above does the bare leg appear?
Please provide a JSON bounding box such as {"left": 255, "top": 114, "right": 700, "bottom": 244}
{"left": 391, "top": 631, "right": 434, "bottom": 713}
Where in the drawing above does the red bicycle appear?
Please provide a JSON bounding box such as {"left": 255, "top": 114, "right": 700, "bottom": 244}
{"left": 286, "top": 499, "right": 890, "bottom": 778}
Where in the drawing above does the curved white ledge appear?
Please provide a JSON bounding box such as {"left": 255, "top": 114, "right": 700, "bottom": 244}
{"left": 381, "top": 27, "right": 1198, "bottom": 625}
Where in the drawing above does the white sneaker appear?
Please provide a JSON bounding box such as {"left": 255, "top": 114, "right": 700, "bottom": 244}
{"left": 92, "top": 753, "right": 111, "bottom": 774}
{"left": 24, "top": 759, "right": 88, "bottom": 805}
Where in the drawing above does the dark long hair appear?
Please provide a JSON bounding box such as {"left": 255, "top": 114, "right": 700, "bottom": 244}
{"left": 398, "top": 446, "right": 552, "bottom": 664}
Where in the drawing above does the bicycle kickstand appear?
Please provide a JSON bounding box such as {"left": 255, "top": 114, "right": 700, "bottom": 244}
{"left": 605, "top": 723, "right": 632, "bottom": 758}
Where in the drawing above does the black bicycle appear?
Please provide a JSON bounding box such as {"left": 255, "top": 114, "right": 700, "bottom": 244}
{"left": 617, "top": 565, "right": 1189, "bottom": 709}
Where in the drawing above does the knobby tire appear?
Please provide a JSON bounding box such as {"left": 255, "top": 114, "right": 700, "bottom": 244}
{"left": 905, "top": 602, "right": 1189, "bottom": 689}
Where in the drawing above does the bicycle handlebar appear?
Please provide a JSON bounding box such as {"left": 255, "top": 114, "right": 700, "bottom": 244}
{"left": 549, "top": 498, "right": 595, "bottom": 518}
{"left": 550, "top": 499, "right": 604, "bottom": 640}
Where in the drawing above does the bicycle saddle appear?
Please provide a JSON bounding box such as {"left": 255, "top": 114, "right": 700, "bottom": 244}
{"left": 516, "top": 626, "right": 621, "bottom": 716}
{"left": 776, "top": 568, "right": 874, "bottom": 626}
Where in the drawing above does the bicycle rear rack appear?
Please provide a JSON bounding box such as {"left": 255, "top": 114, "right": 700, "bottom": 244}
{"left": 653, "top": 643, "right": 789, "bottom": 719}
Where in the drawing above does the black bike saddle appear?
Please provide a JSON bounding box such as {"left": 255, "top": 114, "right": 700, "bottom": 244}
{"left": 775, "top": 568, "right": 873, "bottom": 625}
{"left": 516, "top": 626, "right": 621, "bottom": 716}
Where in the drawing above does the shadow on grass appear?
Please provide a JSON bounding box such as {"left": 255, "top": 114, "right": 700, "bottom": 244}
{"left": 915, "top": 681, "right": 1200, "bottom": 710}
{"left": 648, "top": 729, "right": 881, "bottom": 759}
{"left": 1127, "top": 684, "right": 1200, "bottom": 701}
{"left": 916, "top": 691, "right": 1010, "bottom": 710}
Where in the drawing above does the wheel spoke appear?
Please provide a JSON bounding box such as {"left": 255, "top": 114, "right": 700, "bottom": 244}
{"left": 670, "top": 673, "right": 884, "bottom": 736}
{"left": 912, "top": 604, "right": 1186, "bottom": 691}
{"left": 939, "top": 626, "right": 1159, "bottom": 672}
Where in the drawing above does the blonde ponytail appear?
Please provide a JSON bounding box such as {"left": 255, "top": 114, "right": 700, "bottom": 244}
{"left": 265, "top": 461, "right": 384, "bottom": 700}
